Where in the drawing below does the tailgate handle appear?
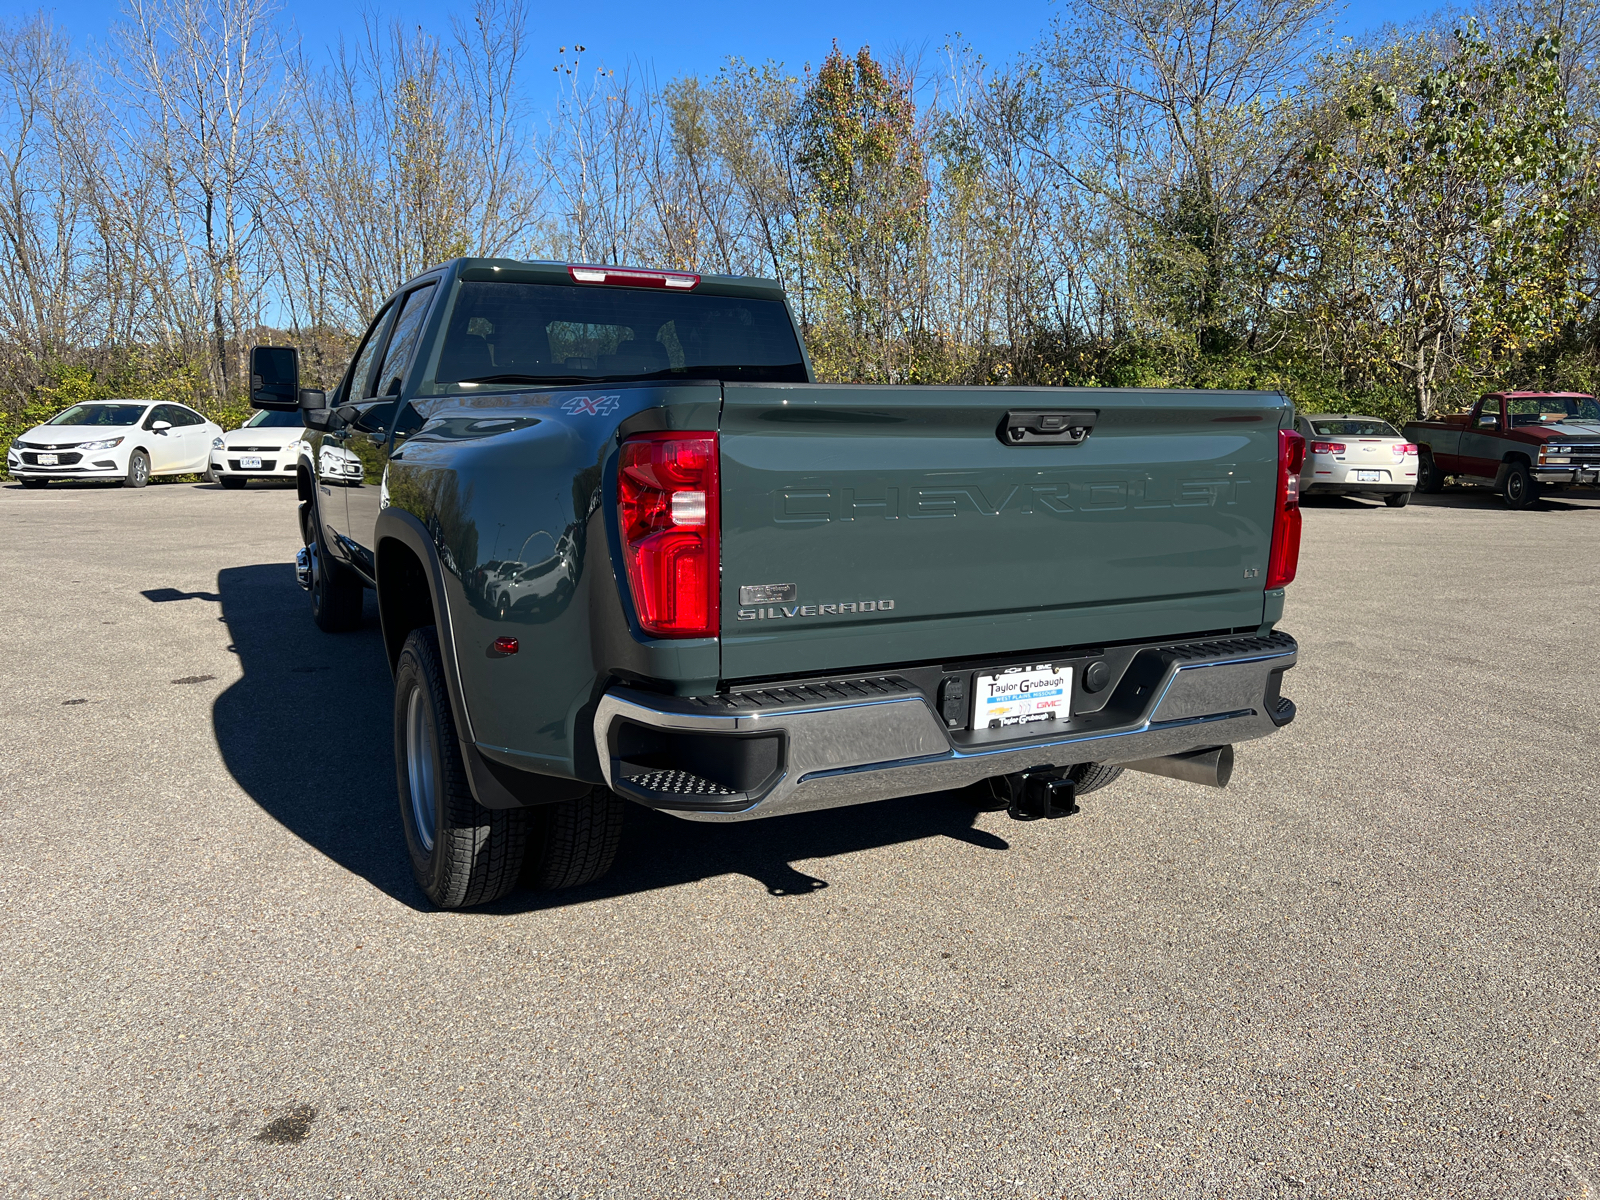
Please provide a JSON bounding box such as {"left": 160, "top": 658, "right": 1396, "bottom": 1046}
{"left": 999, "top": 409, "right": 1097, "bottom": 446}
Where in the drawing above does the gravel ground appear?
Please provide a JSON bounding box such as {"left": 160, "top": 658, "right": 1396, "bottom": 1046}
{"left": 1, "top": 478, "right": 1597, "bottom": 1200}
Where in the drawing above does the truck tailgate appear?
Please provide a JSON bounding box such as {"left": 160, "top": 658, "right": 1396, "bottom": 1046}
{"left": 719, "top": 384, "right": 1285, "bottom": 680}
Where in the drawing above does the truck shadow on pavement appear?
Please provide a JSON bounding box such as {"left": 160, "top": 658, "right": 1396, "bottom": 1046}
{"left": 214, "top": 563, "right": 1009, "bottom": 913}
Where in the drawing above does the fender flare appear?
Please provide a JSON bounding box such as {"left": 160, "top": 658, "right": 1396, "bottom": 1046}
{"left": 1494, "top": 452, "right": 1532, "bottom": 490}
{"left": 375, "top": 507, "right": 580, "bottom": 809}
{"left": 375, "top": 506, "right": 473, "bottom": 740}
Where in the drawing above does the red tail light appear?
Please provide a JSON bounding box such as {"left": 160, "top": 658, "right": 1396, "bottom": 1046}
{"left": 617, "top": 433, "right": 719, "bottom": 637}
{"left": 1266, "top": 429, "right": 1305, "bottom": 591}
{"left": 1394, "top": 442, "right": 1418, "bottom": 457}
{"left": 1310, "top": 440, "right": 1345, "bottom": 455}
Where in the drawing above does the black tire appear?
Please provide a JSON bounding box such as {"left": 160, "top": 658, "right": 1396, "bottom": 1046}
{"left": 1416, "top": 450, "right": 1444, "bottom": 494}
{"left": 395, "top": 626, "right": 529, "bottom": 908}
{"left": 124, "top": 450, "right": 150, "bottom": 488}
{"left": 308, "top": 510, "right": 364, "bottom": 632}
{"left": 1069, "top": 762, "right": 1124, "bottom": 795}
{"left": 1502, "top": 462, "right": 1539, "bottom": 510}
{"left": 19, "top": 478, "right": 47, "bottom": 489}
{"left": 218, "top": 475, "right": 247, "bottom": 490}
{"left": 1384, "top": 490, "right": 1412, "bottom": 508}
{"left": 522, "top": 789, "right": 625, "bottom": 891}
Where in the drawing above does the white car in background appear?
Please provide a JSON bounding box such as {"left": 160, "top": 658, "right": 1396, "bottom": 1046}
{"left": 211, "top": 408, "right": 307, "bottom": 489}
{"left": 1296, "top": 413, "right": 1419, "bottom": 507}
{"left": 8, "top": 400, "right": 222, "bottom": 488}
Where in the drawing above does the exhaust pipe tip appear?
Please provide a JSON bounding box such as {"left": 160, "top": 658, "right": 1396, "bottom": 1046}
{"left": 1122, "top": 745, "right": 1234, "bottom": 789}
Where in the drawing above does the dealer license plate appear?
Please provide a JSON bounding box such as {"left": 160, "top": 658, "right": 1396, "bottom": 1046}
{"left": 240, "top": 456, "right": 262, "bottom": 469}
{"left": 1355, "top": 470, "right": 1381, "bottom": 482}
{"left": 974, "top": 663, "right": 1071, "bottom": 730}
{"left": 37, "top": 453, "right": 57, "bottom": 465}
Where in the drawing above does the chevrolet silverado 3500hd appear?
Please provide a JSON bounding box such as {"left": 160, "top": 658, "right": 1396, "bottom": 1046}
{"left": 248, "top": 258, "right": 1301, "bottom": 908}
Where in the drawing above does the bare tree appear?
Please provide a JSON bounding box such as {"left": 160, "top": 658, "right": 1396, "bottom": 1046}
{"left": 274, "top": 0, "right": 540, "bottom": 336}
{"left": 114, "top": 0, "right": 288, "bottom": 400}
{"left": 0, "top": 16, "right": 99, "bottom": 400}
{"left": 1044, "top": 0, "right": 1336, "bottom": 356}
{"left": 539, "top": 48, "right": 652, "bottom": 265}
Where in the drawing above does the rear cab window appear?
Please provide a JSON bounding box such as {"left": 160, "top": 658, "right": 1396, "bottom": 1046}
{"left": 420, "top": 281, "right": 808, "bottom": 394}
{"left": 1309, "top": 419, "right": 1400, "bottom": 438}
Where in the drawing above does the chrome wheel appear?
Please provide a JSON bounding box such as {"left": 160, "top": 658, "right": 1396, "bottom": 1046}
{"left": 405, "top": 684, "right": 438, "bottom": 853}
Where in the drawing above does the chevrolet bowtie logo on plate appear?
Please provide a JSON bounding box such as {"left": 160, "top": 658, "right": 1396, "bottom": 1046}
{"left": 735, "top": 583, "right": 896, "bottom": 620}
{"left": 736, "top": 582, "right": 793, "bottom": 604}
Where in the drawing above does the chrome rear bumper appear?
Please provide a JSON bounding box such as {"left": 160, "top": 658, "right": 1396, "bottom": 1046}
{"left": 594, "top": 632, "right": 1297, "bottom": 822}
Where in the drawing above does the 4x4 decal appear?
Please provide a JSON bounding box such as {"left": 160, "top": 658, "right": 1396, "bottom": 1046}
{"left": 561, "top": 395, "right": 622, "bottom": 416}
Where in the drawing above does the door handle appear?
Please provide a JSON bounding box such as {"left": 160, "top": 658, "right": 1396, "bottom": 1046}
{"left": 998, "top": 409, "right": 1097, "bottom": 446}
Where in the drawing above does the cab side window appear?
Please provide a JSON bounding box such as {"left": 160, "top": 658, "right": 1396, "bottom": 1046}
{"left": 373, "top": 282, "right": 438, "bottom": 398}
{"left": 144, "top": 404, "right": 182, "bottom": 430}
{"left": 1505, "top": 397, "right": 1550, "bottom": 427}
{"left": 1474, "top": 399, "right": 1502, "bottom": 427}
{"left": 347, "top": 304, "right": 393, "bottom": 401}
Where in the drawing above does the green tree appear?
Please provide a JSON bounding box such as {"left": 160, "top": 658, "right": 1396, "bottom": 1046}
{"left": 797, "top": 44, "right": 930, "bottom": 382}
{"left": 1302, "top": 23, "right": 1591, "bottom": 416}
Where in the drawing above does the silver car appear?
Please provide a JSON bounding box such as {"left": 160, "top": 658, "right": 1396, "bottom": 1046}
{"left": 1296, "top": 414, "right": 1418, "bottom": 507}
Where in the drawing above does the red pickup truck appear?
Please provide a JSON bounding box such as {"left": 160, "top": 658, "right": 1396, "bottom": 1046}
{"left": 1404, "top": 392, "right": 1600, "bottom": 509}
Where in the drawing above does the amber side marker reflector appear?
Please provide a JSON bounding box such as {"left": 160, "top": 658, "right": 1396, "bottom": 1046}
{"left": 493, "top": 637, "right": 519, "bottom": 655}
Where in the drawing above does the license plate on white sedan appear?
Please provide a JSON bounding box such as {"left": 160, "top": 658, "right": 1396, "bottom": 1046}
{"left": 974, "top": 663, "right": 1070, "bottom": 730}
{"left": 37, "top": 453, "right": 58, "bottom": 465}
{"left": 240, "top": 456, "right": 263, "bottom": 469}
{"left": 1355, "top": 470, "right": 1382, "bottom": 482}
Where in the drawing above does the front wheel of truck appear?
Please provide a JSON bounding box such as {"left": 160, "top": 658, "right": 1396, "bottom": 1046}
{"left": 395, "top": 626, "right": 529, "bottom": 908}
{"left": 309, "top": 520, "right": 364, "bottom": 632}
{"left": 1502, "top": 463, "right": 1540, "bottom": 510}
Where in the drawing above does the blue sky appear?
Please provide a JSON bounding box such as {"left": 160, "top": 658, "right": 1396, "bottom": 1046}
{"left": 35, "top": 0, "right": 1443, "bottom": 88}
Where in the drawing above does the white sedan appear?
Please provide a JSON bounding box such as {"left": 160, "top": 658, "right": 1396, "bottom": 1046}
{"left": 1296, "top": 413, "right": 1418, "bottom": 507}
{"left": 210, "top": 409, "right": 307, "bottom": 489}
{"left": 8, "top": 400, "right": 222, "bottom": 488}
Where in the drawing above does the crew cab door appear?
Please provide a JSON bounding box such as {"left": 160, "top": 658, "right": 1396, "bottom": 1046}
{"left": 319, "top": 302, "right": 393, "bottom": 568}
{"left": 342, "top": 279, "right": 440, "bottom": 578}
{"left": 719, "top": 384, "right": 1286, "bottom": 681}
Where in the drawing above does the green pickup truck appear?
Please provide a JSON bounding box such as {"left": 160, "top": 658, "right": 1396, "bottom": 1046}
{"left": 248, "top": 258, "right": 1304, "bottom": 908}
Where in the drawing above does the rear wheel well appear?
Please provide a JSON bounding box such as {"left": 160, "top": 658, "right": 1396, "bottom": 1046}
{"left": 377, "top": 537, "right": 436, "bottom": 674}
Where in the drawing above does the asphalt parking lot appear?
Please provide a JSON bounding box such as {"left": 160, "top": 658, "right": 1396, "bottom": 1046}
{"left": 2, "top": 478, "right": 1598, "bottom": 1200}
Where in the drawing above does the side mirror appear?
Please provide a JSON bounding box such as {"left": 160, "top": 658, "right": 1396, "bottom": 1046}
{"left": 1478, "top": 416, "right": 1497, "bottom": 427}
{"left": 151, "top": 420, "right": 172, "bottom": 432}
{"left": 299, "top": 390, "right": 326, "bottom": 412}
{"left": 305, "top": 408, "right": 335, "bottom": 432}
{"left": 250, "top": 345, "right": 300, "bottom": 411}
